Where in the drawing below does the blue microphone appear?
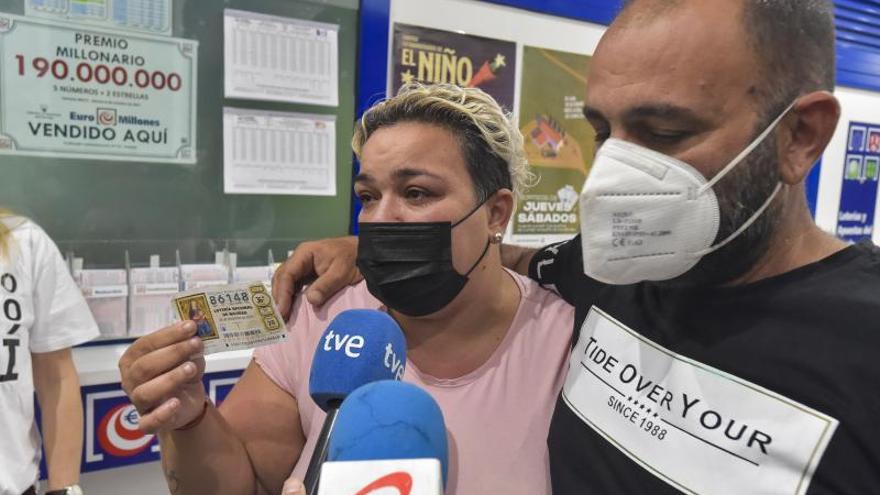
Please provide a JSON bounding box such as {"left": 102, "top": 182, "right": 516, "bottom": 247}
{"left": 304, "top": 309, "right": 407, "bottom": 494}
{"left": 329, "top": 380, "right": 449, "bottom": 486}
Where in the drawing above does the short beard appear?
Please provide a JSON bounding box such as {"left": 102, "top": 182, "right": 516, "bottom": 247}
{"left": 660, "top": 129, "right": 783, "bottom": 288}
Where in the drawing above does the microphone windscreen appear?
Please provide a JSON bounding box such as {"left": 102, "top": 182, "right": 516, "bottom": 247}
{"left": 328, "top": 380, "right": 449, "bottom": 484}
{"left": 309, "top": 309, "right": 406, "bottom": 411}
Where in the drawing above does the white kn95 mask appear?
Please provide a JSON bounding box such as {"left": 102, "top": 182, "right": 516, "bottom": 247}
{"left": 578, "top": 101, "right": 796, "bottom": 285}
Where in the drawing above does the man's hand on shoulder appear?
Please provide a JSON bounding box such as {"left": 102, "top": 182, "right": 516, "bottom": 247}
{"left": 271, "top": 236, "right": 362, "bottom": 321}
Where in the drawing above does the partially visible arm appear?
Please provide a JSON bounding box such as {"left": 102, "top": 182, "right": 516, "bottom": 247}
{"left": 32, "top": 348, "right": 83, "bottom": 491}
{"left": 512, "top": 235, "right": 604, "bottom": 307}
{"left": 272, "top": 236, "right": 361, "bottom": 321}
{"left": 500, "top": 244, "right": 538, "bottom": 276}
{"left": 157, "top": 360, "right": 306, "bottom": 495}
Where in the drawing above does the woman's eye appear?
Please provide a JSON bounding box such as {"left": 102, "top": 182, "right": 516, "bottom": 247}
{"left": 405, "top": 188, "right": 431, "bottom": 201}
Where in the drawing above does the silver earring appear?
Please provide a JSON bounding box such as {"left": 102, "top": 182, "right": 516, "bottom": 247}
{"left": 492, "top": 232, "right": 504, "bottom": 244}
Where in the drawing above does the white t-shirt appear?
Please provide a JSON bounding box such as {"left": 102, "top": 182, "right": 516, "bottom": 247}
{"left": 0, "top": 217, "right": 98, "bottom": 495}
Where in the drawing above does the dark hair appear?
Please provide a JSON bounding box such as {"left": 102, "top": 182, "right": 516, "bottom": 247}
{"left": 741, "top": 0, "right": 836, "bottom": 118}
{"left": 620, "top": 0, "right": 836, "bottom": 119}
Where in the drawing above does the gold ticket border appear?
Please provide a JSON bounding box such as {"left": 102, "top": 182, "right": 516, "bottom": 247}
{"left": 248, "top": 283, "right": 282, "bottom": 333}
{"left": 174, "top": 293, "right": 221, "bottom": 342}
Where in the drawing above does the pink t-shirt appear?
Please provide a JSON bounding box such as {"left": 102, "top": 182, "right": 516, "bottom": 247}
{"left": 254, "top": 269, "right": 574, "bottom": 495}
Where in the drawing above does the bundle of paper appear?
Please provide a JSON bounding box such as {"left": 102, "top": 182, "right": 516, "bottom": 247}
{"left": 172, "top": 282, "right": 287, "bottom": 354}
{"left": 181, "top": 263, "right": 229, "bottom": 290}
{"left": 76, "top": 268, "right": 129, "bottom": 338}
{"left": 129, "top": 266, "right": 180, "bottom": 337}
{"left": 234, "top": 265, "right": 273, "bottom": 291}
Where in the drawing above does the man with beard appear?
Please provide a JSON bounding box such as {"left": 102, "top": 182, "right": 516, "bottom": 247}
{"left": 272, "top": 0, "right": 880, "bottom": 493}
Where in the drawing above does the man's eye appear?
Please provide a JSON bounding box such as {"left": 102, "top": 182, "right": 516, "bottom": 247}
{"left": 357, "top": 192, "right": 375, "bottom": 204}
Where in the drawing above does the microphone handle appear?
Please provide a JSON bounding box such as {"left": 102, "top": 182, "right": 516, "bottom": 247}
{"left": 303, "top": 405, "right": 340, "bottom": 495}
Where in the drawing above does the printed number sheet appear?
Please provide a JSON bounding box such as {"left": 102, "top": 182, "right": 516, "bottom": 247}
{"left": 224, "top": 8, "right": 338, "bottom": 106}
{"left": 223, "top": 107, "right": 336, "bottom": 196}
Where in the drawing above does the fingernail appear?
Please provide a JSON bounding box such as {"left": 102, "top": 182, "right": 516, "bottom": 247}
{"left": 189, "top": 336, "right": 202, "bottom": 349}
{"left": 182, "top": 320, "right": 196, "bottom": 333}
{"left": 168, "top": 398, "right": 180, "bottom": 410}
{"left": 183, "top": 362, "right": 196, "bottom": 375}
{"left": 283, "top": 479, "right": 304, "bottom": 495}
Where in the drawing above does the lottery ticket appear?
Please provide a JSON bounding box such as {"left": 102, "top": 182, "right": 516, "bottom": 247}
{"left": 172, "top": 282, "right": 287, "bottom": 354}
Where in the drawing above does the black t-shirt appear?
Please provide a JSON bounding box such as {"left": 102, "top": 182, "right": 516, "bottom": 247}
{"left": 529, "top": 236, "right": 880, "bottom": 494}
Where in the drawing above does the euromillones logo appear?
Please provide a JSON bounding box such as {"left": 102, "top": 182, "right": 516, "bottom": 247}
{"left": 97, "top": 403, "right": 154, "bottom": 457}
{"left": 97, "top": 108, "right": 117, "bottom": 126}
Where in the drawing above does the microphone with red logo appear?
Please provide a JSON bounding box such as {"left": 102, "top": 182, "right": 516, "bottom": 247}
{"left": 303, "top": 309, "right": 407, "bottom": 495}
{"left": 318, "top": 380, "right": 449, "bottom": 495}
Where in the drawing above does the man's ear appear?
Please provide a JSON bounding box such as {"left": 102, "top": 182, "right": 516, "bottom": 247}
{"left": 778, "top": 91, "right": 840, "bottom": 185}
{"left": 486, "top": 189, "right": 515, "bottom": 234}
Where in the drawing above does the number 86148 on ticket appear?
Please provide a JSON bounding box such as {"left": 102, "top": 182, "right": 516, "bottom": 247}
{"left": 172, "top": 282, "right": 287, "bottom": 354}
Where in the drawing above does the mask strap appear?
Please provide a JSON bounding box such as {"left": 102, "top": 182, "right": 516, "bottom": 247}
{"left": 694, "top": 182, "right": 782, "bottom": 257}
{"left": 452, "top": 190, "right": 498, "bottom": 228}
{"left": 698, "top": 100, "right": 798, "bottom": 195}
{"left": 463, "top": 238, "right": 491, "bottom": 278}
{"left": 454, "top": 190, "right": 498, "bottom": 278}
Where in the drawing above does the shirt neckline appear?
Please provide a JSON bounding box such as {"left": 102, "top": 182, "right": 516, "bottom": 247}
{"left": 404, "top": 268, "right": 527, "bottom": 388}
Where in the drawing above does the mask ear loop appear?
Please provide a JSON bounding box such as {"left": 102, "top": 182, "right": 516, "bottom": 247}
{"left": 452, "top": 190, "right": 499, "bottom": 228}
{"left": 694, "top": 181, "right": 782, "bottom": 257}
{"left": 698, "top": 99, "right": 798, "bottom": 195}
{"left": 452, "top": 190, "right": 499, "bottom": 277}
{"left": 463, "top": 238, "right": 492, "bottom": 277}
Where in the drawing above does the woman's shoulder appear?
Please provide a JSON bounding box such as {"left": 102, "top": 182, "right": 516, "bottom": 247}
{"left": 2, "top": 215, "right": 38, "bottom": 238}
{"left": 506, "top": 268, "right": 574, "bottom": 313}
{"left": 1, "top": 216, "right": 56, "bottom": 268}
{"left": 309, "top": 280, "right": 382, "bottom": 321}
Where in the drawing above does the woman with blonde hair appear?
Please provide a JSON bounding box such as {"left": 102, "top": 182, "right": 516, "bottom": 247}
{"left": 119, "top": 83, "right": 575, "bottom": 495}
{"left": 0, "top": 210, "right": 98, "bottom": 495}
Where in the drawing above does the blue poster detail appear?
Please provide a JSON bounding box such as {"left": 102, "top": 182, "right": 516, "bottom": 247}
{"left": 836, "top": 121, "right": 880, "bottom": 241}
{"left": 37, "top": 369, "right": 244, "bottom": 477}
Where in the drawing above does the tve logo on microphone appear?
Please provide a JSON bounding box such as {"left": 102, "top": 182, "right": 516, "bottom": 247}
{"left": 318, "top": 459, "right": 442, "bottom": 495}
{"left": 384, "top": 343, "right": 404, "bottom": 380}
{"left": 323, "top": 329, "right": 365, "bottom": 358}
{"left": 321, "top": 328, "right": 404, "bottom": 379}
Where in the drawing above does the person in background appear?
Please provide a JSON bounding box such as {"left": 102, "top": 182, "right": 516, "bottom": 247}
{"left": 271, "top": 0, "right": 880, "bottom": 493}
{"left": 0, "top": 211, "right": 99, "bottom": 495}
{"left": 118, "top": 83, "right": 575, "bottom": 495}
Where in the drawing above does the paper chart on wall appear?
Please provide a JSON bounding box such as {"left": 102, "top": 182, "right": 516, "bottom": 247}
{"left": 223, "top": 107, "right": 336, "bottom": 196}
{"left": 224, "top": 9, "right": 338, "bottom": 107}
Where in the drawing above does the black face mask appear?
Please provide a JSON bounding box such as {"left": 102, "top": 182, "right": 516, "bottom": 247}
{"left": 356, "top": 200, "right": 491, "bottom": 317}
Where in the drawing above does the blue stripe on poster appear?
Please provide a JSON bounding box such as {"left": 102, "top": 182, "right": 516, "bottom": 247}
{"left": 351, "top": 0, "right": 392, "bottom": 234}
{"left": 836, "top": 121, "right": 880, "bottom": 241}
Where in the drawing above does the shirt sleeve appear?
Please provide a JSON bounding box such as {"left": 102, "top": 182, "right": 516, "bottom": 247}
{"left": 29, "top": 224, "right": 99, "bottom": 353}
{"left": 253, "top": 295, "right": 311, "bottom": 399}
{"left": 528, "top": 234, "right": 605, "bottom": 308}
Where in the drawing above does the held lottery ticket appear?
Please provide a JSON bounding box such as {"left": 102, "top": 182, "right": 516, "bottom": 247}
{"left": 172, "top": 282, "right": 287, "bottom": 354}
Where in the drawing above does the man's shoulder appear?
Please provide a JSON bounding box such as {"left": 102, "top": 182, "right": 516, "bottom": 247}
{"left": 852, "top": 240, "right": 880, "bottom": 270}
